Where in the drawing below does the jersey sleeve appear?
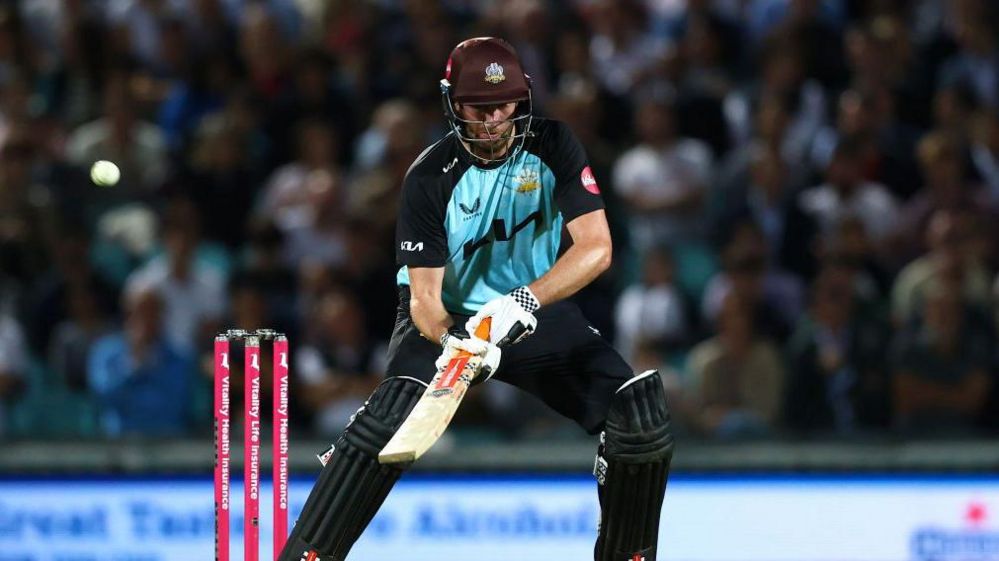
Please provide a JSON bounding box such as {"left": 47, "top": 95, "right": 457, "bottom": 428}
{"left": 545, "top": 121, "right": 606, "bottom": 222}
{"left": 396, "top": 173, "right": 448, "bottom": 268}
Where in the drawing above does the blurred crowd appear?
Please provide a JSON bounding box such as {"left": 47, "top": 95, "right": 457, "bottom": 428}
{"left": 0, "top": 0, "right": 997, "bottom": 443}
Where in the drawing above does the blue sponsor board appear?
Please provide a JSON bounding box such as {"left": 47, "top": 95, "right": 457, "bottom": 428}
{"left": 0, "top": 474, "right": 996, "bottom": 561}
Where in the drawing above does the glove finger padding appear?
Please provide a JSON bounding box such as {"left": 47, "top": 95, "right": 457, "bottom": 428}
{"left": 435, "top": 328, "right": 501, "bottom": 377}
{"left": 474, "top": 343, "right": 502, "bottom": 383}
{"left": 440, "top": 329, "right": 488, "bottom": 355}
{"left": 466, "top": 287, "right": 539, "bottom": 348}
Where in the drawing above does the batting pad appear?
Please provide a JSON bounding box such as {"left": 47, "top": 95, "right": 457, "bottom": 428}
{"left": 277, "top": 376, "right": 426, "bottom": 561}
{"left": 595, "top": 370, "right": 674, "bottom": 561}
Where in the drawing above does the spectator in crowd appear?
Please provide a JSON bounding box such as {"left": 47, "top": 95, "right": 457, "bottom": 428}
{"left": 268, "top": 48, "right": 357, "bottom": 166}
{"left": 549, "top": 89, "right": 630, "bottom": 337}
{"left": 1, "top": 0, "right": 999, "bottom": 445}
{"left": 938, "top": 14, "right": 999, "bottom": 109}
{"left": 256, "top": 119, "right": 343, "bottom": 236}
{"left": 585, "top": 0, "right": 670, "bottom": 99}
{"left": 43, "top": 6, "right": 113, "bottom": 127}
{"left": 892, "top": 131, "right": 989, "bottom": 266}
{"left": 784, "top": 262, "right": 891, "bottom": 435}
{"left": 718, "top": 92, "right": 812, "bottom": 202}
{"left": 890, "top": 283, "right": 993, "bottom": 434}
{"left": 754, "top": 0, "right": 848, "bottom": 90}
{"left": 106, "top": 0, "right": 184, "bottom": 71}
{"left": 670, "top": 11, "right": 738, "bottom": 155}
{"left": 186, "top": 0, "right": 239, "bottom": 57}
{"left": 612, "top": 96, "right": 713, "bottom": 252}
{"left": 931, "top": 83, "right": 979, "bottom": 145}
{"left": 353, "top": 99, "right": 421, "bottom": 174}
{"left": 810, "top": 86, "right": 921, "bottom": 200}
{"left": 0, "top": 303, "right": 27, "bottom": 437}
{"left": 615, "top": 245, "right": 688, "bottom": 365}
{"left": 702, "top": 220, "right": 804, "bottom": 342}
{"left": 713, "top": 143, "right": 818, "bottom": 279}
{"left": 994, "top": 273, "right": 999, "bottom": 332}
{"left": 174, "top": 112, "right": 262, "bottom": 249}
{"left": 65, "top": 73, "right": 168, "bottom": 195}
{"left": 226, "top": 271, "right": 278, "bottom": 335}
{"left": 970, "top": 108, "right": 999, "bottom": 205}
{"left": 330, "top": 218, "right": 399, "bottom": 342}
{"left": 348, "top": 99, "right": 429, "bottom": 242}
{"left": 723, "top": 41, "right": 826, "bottom": 168}
{"left": 281, "top": 168, "right": 349, "bottom": 270}
{"left": 0, "top": 8, "right": 37, "bottom": 94}
{"left": 0, "top": 131, "right": 54, "bottom": 289}
{"left": 294, "top": 284, "right": 382, "bottom": 436}
{"left": 238, "top": 220, "right": 298, "bottom": 334}
{"left": 843, "top": 16, "right": 925, "bottom": 118}
{"left": 87, "top": 285, "right": 195, "bottom": 437}
{"left": 48, "top": 284, "right": 113, "bottom": 394}
{"left": 687, "top": 293, "right": 784, "bottom": 438}
{"left": 124, "top": 198, "right": 226, "bottom": 355}
{"left": 552, "top": 28, "right": 626, "bottom": 143}
{"left": 239, "top": 4, "right": 292, "bottom": 103}
{"left": 0, "top": 69, "right": 36, "bottom": 147}
{"left": 491, "top": 0, "right": 557, "bottom": 111}
{"left": 891, "top": 208, "right": 992, "bottom": 325}
{"left": 208, "top": 87, "right": 274, "bottom": 172}
{"left": 25, "top": 222, "right": 118, "bottom": 356}
{"left": 156, "top": 50, "right": 235, "bottom": 153}
{"left": 799, "top": 136, "right": 899, "bottom": 246}
{"left": 815, "top": 215, "right": 890, "bottom": 301}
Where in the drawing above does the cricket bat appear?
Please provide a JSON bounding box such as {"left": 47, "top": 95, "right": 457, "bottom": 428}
{"left": 378, "top": 318, "right": 492, "bottom": 464}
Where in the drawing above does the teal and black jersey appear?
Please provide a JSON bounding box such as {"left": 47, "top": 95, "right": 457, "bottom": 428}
{"left": 395, "top": 118, "right": 605, "bottom": 314}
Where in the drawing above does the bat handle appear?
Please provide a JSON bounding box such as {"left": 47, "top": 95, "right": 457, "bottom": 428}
{"left": 454, "top": 317, "right": 492, "bottom": 360}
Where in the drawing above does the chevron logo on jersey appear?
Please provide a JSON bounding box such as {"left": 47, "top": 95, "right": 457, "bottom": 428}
{"left": 459, "top": 198, "right": 480, "bottom": 214}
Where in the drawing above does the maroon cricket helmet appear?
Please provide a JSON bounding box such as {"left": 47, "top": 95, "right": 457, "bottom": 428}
{"left": 444, "top": 37, "right": 531, "bottom": 105}
{"left": 440, "top": 37, "right": 535, "bottom": 163}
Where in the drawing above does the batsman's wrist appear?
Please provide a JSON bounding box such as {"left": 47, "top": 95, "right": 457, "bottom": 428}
{"left": 510, "top": 286, "right": 540, "bottom": 313}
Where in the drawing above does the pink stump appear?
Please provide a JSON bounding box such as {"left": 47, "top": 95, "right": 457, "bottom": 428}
{"left": 273, "top": 336, "right": 290, "bottom": 558}
{"left": 213, "top": 336, "right": 231, "bottom": 561}
{"left": 244, "top": 336, "right": 261, "bottom": 561}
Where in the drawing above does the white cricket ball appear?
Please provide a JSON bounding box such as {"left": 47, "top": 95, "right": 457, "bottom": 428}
{"left": 90, "top": 160, "right": 121, "bottom": 187}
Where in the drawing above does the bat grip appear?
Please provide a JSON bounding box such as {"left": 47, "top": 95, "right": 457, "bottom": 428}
{"left": 455, "top": 317, "right": 492, "bottom": 360}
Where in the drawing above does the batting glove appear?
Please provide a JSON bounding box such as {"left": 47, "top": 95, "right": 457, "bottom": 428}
{"left": 437, "top": 326, "right": 502, "bottom": 382}
{"left": 466, "top": 286, "right": 540, "bottom": 348}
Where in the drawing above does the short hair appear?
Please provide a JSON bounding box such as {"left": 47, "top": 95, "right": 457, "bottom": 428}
{"left": 917, "top": 131, "right": 960, "bottom": 167}
{"left": 831, "top": 135, "right": 866, "bottom": 162}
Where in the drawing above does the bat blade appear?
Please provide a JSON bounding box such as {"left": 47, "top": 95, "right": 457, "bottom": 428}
{"left": 378, "top": 318, "right": 491, "bottom": 465}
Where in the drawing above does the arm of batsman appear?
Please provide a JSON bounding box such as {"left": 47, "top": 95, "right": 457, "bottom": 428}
{"left": 437, "top": 327, "right": 502, "bottom": 382}
{"left": 466, "top": 286, "right": 540, "bottom": 348}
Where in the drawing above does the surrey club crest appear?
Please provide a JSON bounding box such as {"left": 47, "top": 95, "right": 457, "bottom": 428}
{"left": 515, "top": 168, "right": 539, "bottom": 193}
{"left": 484, "top": 62, "right": 505, "bottom": 84}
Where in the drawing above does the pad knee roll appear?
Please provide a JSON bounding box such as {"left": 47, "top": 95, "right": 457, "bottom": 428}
{"left": 595, "top": 370, "right": 674, "bottom": 561}
{"left": 278, "top": 376, "right": 426, "bottom": 561}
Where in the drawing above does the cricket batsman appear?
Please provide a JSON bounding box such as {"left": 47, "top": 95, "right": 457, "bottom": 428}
{"left": 279, "top": 37, "right": 674, "bottom": 561}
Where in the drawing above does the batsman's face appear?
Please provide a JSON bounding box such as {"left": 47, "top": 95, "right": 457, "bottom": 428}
{"left": 457, "top": 101, "right": 517, "bottom": 155}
